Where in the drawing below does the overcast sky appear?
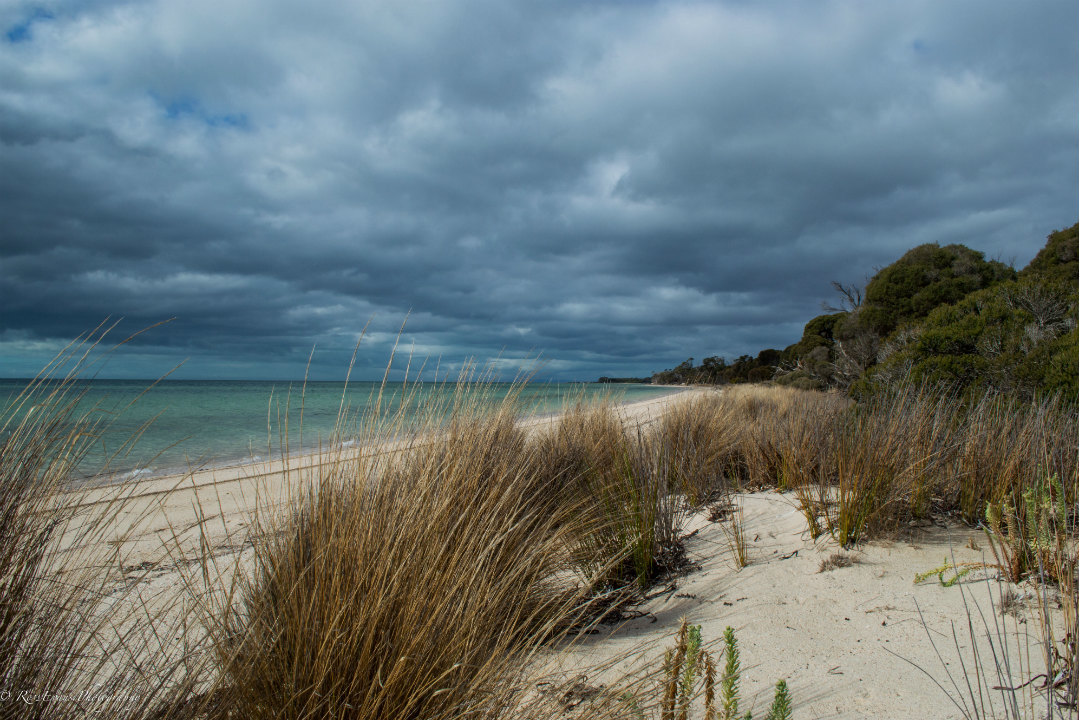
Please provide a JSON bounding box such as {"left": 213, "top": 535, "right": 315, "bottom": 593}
{"left": 1, "top": 0, "right": 1076, "bottom": 381}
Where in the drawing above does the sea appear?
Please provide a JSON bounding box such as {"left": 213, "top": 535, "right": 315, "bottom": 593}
{"left": 0, "top": 379, "right": 679, "bottom": 481}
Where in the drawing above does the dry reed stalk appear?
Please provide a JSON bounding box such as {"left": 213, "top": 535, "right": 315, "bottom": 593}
{"left": 722, "top": 505, "right": 749, "bottom": 570}
{"left": 951, "top": 392, "right": 1077, "bottom": 528}
{"left": 772, "top": 390, "right": 842, "bottom": 488}
{"left": 773, "top": 390, "right": 846, "bottom": 538}
{"left": 526, "top": 400, "right": 637, "bottom": 590}
{"left": 660, "top": 620, "right": 689, "bottom": 720}
{"left": 733, "top": 395, "right": 784, "bottom": 490}
{"left": 953, "top": 393, "right": 1041, "bottom": 522}
{"left": 703, "top": 649, "right": 717, "bottom": 720}
{"left": 822, "top": 381, "right": 951, "bottom": 545}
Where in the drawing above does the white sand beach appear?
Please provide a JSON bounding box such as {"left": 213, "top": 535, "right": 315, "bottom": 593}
{"left": 62, "top": 388, "right": 1066, "bottom": 718}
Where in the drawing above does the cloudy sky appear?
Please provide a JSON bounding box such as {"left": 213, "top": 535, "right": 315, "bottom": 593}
{"left": 1, "top": 0, "right": 1076, "bottom": 381}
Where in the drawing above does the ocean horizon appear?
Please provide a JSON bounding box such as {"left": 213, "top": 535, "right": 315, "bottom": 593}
{"left": 1, "top": 378, "right": 680, "bottom": 481}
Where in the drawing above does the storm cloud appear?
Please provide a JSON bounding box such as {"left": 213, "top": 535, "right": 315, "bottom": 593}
{"left": 1, "top": 0, "right": 1076, "bottom": 379}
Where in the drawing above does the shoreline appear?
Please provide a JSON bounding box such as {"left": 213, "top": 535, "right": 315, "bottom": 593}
{"left": 77, "top": 385, "right": 693, "bottom": 493}
{"left": 65, "top": 386, "right": 706, "bottom": 566}
{"left": 73, "top": 383, "right": 690, "bottom": 489}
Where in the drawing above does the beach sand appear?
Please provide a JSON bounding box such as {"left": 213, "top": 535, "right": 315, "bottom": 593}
{"left": 538, "top": 491, "right": 1064, "bottom": 719}
{"left": 63, "top": 387, "right": 1066, "bottom": 718}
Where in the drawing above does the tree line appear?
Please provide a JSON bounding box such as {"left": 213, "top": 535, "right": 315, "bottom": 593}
{"left": 644, "top": 223, "right": 1078, "bottom": 399}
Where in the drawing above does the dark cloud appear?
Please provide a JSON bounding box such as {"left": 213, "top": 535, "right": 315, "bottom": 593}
{"left": 1, "top": 0, "right": 1076, "bottom": 380}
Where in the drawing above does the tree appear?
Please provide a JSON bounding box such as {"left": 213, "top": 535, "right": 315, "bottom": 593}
{"left": 862, "top": 243, "right": 1015, "bottom": 335}
{"left": 700, "top": 356, "right": 728, "bottom": 384}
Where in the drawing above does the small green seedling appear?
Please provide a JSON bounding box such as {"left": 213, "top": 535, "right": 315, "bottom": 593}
{"left": 914, "top": 556, "right": 978, "bottom": 587}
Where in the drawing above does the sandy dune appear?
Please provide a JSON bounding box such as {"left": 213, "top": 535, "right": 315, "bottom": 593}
{"left": 542, "top": 491, "right": 1065, "bottom": 719}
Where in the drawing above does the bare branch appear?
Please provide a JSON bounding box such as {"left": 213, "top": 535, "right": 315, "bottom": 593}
{"left": 822, "top": 281, "right": 864, "bottom": 313}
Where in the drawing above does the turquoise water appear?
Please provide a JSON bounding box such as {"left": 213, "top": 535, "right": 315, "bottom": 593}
{"left": 0, "top": 379, "right": 679, "bottom": 480}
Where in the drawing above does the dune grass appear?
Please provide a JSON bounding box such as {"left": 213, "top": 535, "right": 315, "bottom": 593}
{"left": 184, "top": 371, "right": 716, "bottom": 719}
{"left": 0, "top": 328, "right": 203, "bottom": 720}
{"left": 3, "top": 347, "right": 696, "bottom": 719}
{"left": 524, "top": 396, "right": 704, "bottom": 597}
{"left": 707, "top": 380, "right": 1076, "bottom": 558}
{"left": 198, "top": 394, "right": 593, "bottom": 719}
{"left": 655, "top": 393, "right": 740, "bottom": 507}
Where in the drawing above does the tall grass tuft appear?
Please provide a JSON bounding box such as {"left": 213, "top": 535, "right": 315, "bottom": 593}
{"left": 198, "top": 377, "right": 604, "bottom": 720}
{"left": 824, "top": 380, "right": 954, "bottom": 545}
{"left": 951, "top": 392, "right": 1077, "bottom": 524}
{"left": 657, "top": 393, "right": 739, "bottom": 506}
{"left": 721, "top": 504, "right": 749, "bottom": 570}
{"left": 527, "top": 400, "right": 688, "bottom": 594}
